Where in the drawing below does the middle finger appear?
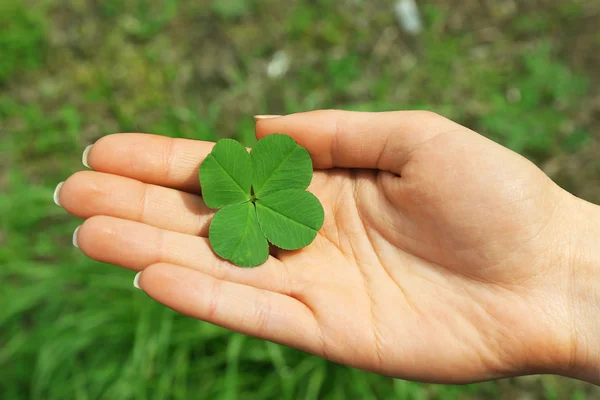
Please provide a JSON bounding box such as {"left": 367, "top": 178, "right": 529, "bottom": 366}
{"left": 59, "top": 171, "right": 214, "bottom": 236}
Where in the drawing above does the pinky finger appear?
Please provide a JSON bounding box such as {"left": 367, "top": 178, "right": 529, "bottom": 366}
{"left": 138, "top": 263, "right": 321, "bottom": 354}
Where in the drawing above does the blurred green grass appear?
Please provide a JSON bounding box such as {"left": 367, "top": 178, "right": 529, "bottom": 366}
{"left": 2, "top": 0, "right": 600, "bottom": 399}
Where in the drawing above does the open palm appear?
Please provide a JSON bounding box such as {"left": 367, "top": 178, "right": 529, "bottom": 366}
{"left": 59, "top": 110, "right": 575, "bottom": 383}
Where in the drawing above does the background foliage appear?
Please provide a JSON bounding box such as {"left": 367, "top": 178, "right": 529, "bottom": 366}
{"left": 2, "top": 0, "right": 600, "bottom": 399}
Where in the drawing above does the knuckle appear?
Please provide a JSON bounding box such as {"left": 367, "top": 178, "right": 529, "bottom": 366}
{"left": 160, "top": 137, "right": 176, "bottom": 182}
{"left": 251, "top": 293, "right": 272, "bottom": 336}
{"left": 278, "top": 263, "right": 296, "bottom": 297}
{"left": 206, "top": 279, "right": 223, "bottom": 320}
{"left": 136, "top": 183, "right": 150, "bottom": 222}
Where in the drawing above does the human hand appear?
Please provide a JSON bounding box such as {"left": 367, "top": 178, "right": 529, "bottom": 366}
{"left": 56, "top": 110, "right": 600, "bottom": 384}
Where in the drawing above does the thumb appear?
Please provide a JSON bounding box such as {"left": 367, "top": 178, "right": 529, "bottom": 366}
{"left": 255, "top": 110, "right": 462, "bottom": 173}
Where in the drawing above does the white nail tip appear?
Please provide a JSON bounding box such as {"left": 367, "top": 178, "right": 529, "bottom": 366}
{"left": 254, "top": 115, "right": 282, "bottom": 121}
{"left": 73, "top": 226, "right": 81, "bottom": 248}
{"left": 54, "top": 182, "right": 64, "bottom": 206}
{"left": 82, "top": 145, "right": 93, "bottom": 168}
{"left": 133, "top": 272, "right": 143, "bottom": 290}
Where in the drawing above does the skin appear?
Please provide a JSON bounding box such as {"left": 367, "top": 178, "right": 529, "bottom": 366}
{"left": 57, "top": 110, "right": 600, "bottom": 384}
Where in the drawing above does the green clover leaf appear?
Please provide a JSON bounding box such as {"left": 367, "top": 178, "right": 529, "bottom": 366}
{"left": 199, "top": 134, "right": 325, "bottom": 267}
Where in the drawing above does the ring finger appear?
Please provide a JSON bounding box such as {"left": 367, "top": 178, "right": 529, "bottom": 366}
{"left": 76, "top": 215, "right": 294, "bottom": 296}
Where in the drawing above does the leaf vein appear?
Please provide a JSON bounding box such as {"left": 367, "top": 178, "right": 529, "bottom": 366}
{"left": 229, "top": 204, "right": 253, "bottom": 261}
{"left": 255, "top": 146, "right": 300, "bottom": 196}
{"left": 257, "top": 201, "right": 317, "bottom": 232}
{"left": 211, "top": 155, "right": 248, "bottom": 197}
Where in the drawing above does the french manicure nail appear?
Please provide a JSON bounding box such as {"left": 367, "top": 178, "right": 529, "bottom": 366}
{"left": 254, "top": 115, "right": 282, "bottom": 121}
{"left": 133, "top": 271, "right": 143, "bottom": 290}
{"left": 82, "top": 145, "right": 93, "bottom": 168}
{"left": 54, "top": 182, "right": 64, "bottom": 206}
{"left": 73, "top": 226, "right": 81, "bottom": 248}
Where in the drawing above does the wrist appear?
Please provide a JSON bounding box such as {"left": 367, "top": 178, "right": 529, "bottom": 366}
{"left": 561, "top": 195, "right": 600, "bottom": 384}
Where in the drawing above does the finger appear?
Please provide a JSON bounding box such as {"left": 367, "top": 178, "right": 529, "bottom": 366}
{"left": 76, "top": 216, "right": 294, "bottom": 295}
{"left": 255, "top": 110, "right": 463, "bottom": 174}
{"left": 60, "top": 171, "right": 213, "bottom": 236}
{"left": 138, "top": 263, "right": 321, "bottom": 355}
{"left": 86, "top": 133, "right": 215, "bottom": 193}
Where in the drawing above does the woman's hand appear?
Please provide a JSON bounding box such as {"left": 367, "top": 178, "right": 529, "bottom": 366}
{"left": 56, "top": 110, "right": 600, "bottom": 384}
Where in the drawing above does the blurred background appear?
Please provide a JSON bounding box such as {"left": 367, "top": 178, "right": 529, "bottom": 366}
{"left": 1, "top": 0, "right": 600, "bottom": 398}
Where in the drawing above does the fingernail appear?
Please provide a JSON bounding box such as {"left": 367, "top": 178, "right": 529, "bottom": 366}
{"left": 73, "top": 225, "right": 81, "bottom": 248}
{"left": 82, "top": 145, "right": 93, "bottom": 168}
{"left": 54, "top": 182, "right": 64, "bottom": 206}
{"left": 133, "top": 271, "right": 143, "bottom": 290}
{"left": 254, "top": 115, "right": 282, "bottom": 121}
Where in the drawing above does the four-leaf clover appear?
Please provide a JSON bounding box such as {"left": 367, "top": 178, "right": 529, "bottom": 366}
{"left": 199, "top": 134, "right": 324, "bottom": 267}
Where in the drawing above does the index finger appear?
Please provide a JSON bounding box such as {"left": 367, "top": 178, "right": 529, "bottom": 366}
{"left": 86, "top": 133, "right": 215, "bottom": 193}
